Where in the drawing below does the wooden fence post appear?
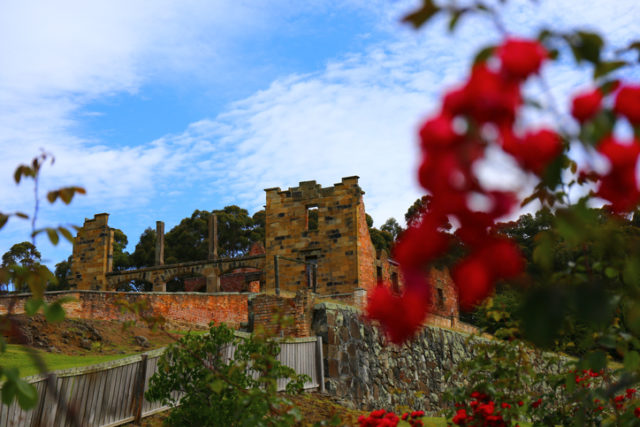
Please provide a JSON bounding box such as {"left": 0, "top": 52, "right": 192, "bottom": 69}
{"left": 316, "top": 336, "right": 325, "bottom": 392}
{"left": 132, "top": 354, "right": 148, "bottom": 424}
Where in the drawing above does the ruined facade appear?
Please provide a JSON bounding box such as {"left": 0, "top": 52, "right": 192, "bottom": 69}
{"left": 67, "top": 176, "right": 458, "bottom": 319}
{"left": 69, "top": 213, "right": 114, "bottom": 291}
{"left": 263, "top": 176, "right": 381, "bottom": 295}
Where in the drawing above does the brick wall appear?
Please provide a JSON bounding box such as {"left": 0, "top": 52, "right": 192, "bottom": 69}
{"left": 356, "top": 197, "right": 377, "bottom": 293}
{"left": 0, "top": 291, "right": 249, "bottom": 328}
{"left": 251, "top": 290, "right": 315, "bottom": 337}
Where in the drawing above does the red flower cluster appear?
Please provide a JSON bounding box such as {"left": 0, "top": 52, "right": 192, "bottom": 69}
{"left": 357, "top": 409, "right": 425, "bottom": 427}
{"left": 452, "top": 391, "right": 511, "bottom": 426}
{"left": 612, "top": 388, "right": 637, "bottom": 411}
{"left": 596, "top": 136, "right": 640, "bottom": 213}
{"left": 568, "top": 84, "right": 640, "bottom": 213}
{"left": 368, "top": 37, "right": 552, "bottom": 341}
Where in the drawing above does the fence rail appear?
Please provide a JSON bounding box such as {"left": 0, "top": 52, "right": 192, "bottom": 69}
{"left": 0, "top": 335, "right": 323, "bottom": 427}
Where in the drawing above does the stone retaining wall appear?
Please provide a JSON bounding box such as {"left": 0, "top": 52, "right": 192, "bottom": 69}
{"left": 312, "top": 302, "right": 478, "bottom": 412}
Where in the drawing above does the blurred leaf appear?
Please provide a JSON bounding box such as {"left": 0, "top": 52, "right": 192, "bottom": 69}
{"left": 402, "top": 0, "right": 439, "bottom": 29}
{"left": 573, "top": 31, "right": 604, "bottom": 64}
{"left": 584, "top": 350, "right": 607, "bottom": 372}
{"left": 14, "top": 212, "right": 28, "bottom": 219}
{"left": 520, "top": 287, "right": 566, "bottom": 346}
{"left": 533, "top": 232, "right": 554, "bottom": 271}
{"left": 13, "top": 165, "right": 34, "bottom": 184}
{"left": 211, "top": 379, "right": 225, "bottom": 393}
{"left": 605, "top": 267, "right": 618, "bottom": 279}
{"left": 0, "top": 214, "right": 7, "bottom": 230}
{"left": 58, "top": 227, "right": 74, "bottom": 244}
{"left": 1, "top": 379, "right": 16, "bottom": 405}
{"left": 46, "top": 191, "right": 58, "bottom": 203}
{"left": 15, "top": 380, "right": 37, "bottom": 410}
{"left": 448, "top": 9, "right": 467, "bottom": 32}
{"left": 46, "top": 228, "right": 59, "bottom": 245}
{"left": 624, "top": 350, "right": 640, "bottom": 371}
{"left": 473, "top": 45, "right": 495, "bottom": 65}
{"left": 24, "top": 298, "right": 43, "bottom": 316}
{"left": 43, "top": 302, "right": 65, "bottom": 323}
{"left": 594, "top": 60, "right": 627, "bottom": 79}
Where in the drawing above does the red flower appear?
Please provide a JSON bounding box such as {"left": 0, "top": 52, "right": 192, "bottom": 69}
{"left": 480, "top": 237, "right": 524, "bottom": 280}
{"left": 635, "top": 407, "right": 640, "bottom": 418}
{"left": 615, "top": 85, "right": 640, "bottom": 124}
{"left": 365, "top": 285, "right": 430, "bottom": 344}
{"left": 452, "top": 409, "right": 468, "bottom": 425}
{"left": 370, "top": 409, "right": 386, "bottom": 418}
{"left": 501, "top": 402, "right": 511, "bottom": 409}
{"left": 596, "top": 136, "right": 640, "bottom": 212}
{"left": 498, "top": 38, "right": 548, "bottom": 80}
{"left": 501, "top": 128, "right": 562, "bottom": 175}
{"left": 419, "top": 114, "right": 460, "bottom": 149}
{"left": 464, "top": 64, "right": 521, "bottom": 125}
{"left": 453, "top": 255, "right": 493, "bottom": 311}
{"left": 571, "top": 88, "right": 603, "bottom": 122}
{"left": 517, "top": 401, "right": 523, "bottom": 407}
{"left": 411, "top": 410, "right": 425, "bottom": 418}
{"left": 532, "top": 398, "right": 542, "bottom": 408}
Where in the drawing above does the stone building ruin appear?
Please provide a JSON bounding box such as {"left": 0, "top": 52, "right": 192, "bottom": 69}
{"left": 67, "top": 176, "right": 459, "bottom": 320}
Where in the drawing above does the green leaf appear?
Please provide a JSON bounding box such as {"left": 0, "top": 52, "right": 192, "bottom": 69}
{"left": 605, "top": 267, "right": 618, "bottom": 279}
{"left": 1, "top": 380, "right": 16, "bottom": 405}
{"left": 43, "top": 303, "right": 65, "bottom": 323}
{"left": 584, "top": 350, "right": 607, "bottom": 372}
{"left": 448, "top": 9, "right": 467, "bottom": 32}
{"left": 473, "top": 45, "right": 495, "bottom": 65}
{"left": 15, "top": 380, "right": 37, "bottom": 410}
{"left": 58, "top": 227, "right": 74, "bottom": 244}
{"left": 402, "top": 0, "right": 439, "bottom": 29}
{"left": 46, "top": 228, "right": 59, "bottom": 245}
{"left": 575, "top": 31, "right": 604, "bottom": 64}
{"left": 594, "top": 60, "right": 627, "bottom": 79}
{"left": 211, "top": 379, "right": 225, "bottom": 393}
{"left": 624, "top": 350, "right": 640, "bottom": 371}
{"left": 24, "top": 298, "right": 43, "bottom": 316}
{"left": 0, "top": 214, "right": 7, "bottom": 230}
{"left": 46, "top": 191, "right": 58, "bottom": 203}
{"left": 14, "top": 212, "right": 28, "bottom": 219}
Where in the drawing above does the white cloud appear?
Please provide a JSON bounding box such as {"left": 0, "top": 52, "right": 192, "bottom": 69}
{"left": 2, "top": 0, "right": 640, "bottom": 266}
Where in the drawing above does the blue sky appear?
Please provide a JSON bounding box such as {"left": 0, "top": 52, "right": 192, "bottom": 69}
{"left": 1, "top": 0, "right": 639, "bottom": 268}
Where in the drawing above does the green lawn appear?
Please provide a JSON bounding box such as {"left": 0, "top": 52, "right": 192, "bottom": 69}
{"left": 0, "top": 345, "right": 135, "bottom": 378}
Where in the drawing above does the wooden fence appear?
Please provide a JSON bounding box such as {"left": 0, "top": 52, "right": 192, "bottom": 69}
{"left": 0, "top": 335, "right": 324, "bottom": 427}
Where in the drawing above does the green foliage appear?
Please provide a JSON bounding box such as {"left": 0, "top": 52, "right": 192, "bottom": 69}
{"left": 146, "top": 323, "right": 309, "bottom": 426}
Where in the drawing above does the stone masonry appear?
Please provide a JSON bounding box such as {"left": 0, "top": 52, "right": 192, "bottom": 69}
{"left": 264, "top": 176, "right": 384, "bottom": 295}
{"left": 69, "top": 213, "right": 114, "bottom": 290}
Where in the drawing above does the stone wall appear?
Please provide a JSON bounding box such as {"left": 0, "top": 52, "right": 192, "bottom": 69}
{"left": 69, "top": 213, "right": 114, "bottom": 290}
{"left": 0, "top": 291, "right": 250, "bottom": 328}
{"left": 264, "top": 177, "right": 364, "bottom": 295}
{"left": 312, "top": 302, "right": 477, "bottom": 412}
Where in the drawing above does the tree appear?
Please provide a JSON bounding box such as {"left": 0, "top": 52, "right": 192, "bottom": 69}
{"left": 381, "top": 217, "right": 403, "bottom": 241}
{"left": 404, "top": 196, "right": 431, "bottom": 228}
{"left": 1, "top": 242, "right": 41, "bottom": 269}
{"left": 366, "top": 213, "right": 394, "bottom": 253}
{"left": 130, "top": 227, "right": 156, "bottom": 268}
{"left": 51, "top": 256, "right": 72, "bottom": 291}
{"left": 111, "top": 228, "right": 130, "bottom": 271}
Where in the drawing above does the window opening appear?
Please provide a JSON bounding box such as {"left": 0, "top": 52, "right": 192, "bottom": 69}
{"left": 306, "top": 206, "right": 319, "bottom": 231}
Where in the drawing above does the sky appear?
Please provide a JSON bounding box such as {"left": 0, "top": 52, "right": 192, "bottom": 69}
{"left": 1, "top": 0, "right": 640, "bottom": 268}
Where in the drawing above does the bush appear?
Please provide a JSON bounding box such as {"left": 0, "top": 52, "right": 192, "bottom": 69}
{"left": 145, "top": 323, "right": 309, "bottom": 426}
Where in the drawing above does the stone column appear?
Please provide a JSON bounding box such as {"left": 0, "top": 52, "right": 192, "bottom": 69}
{"left": 206, "top": 270, "right": 220, "bottom": 293}
{"left": 208, "top": 214, "right": 218, "bottom": 260}
{"left": 153, "top": 280, "right": 166, "bottom": 292}
{"left": 155, "top": 221, "right": 164, "bottom": 266}
{"left": 353, "top": 288, "right": 366, "bottom": 308}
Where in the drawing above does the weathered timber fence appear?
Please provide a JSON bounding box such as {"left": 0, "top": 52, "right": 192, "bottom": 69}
{"left": 0, "top": 335, "right": 323, "bottom": 427}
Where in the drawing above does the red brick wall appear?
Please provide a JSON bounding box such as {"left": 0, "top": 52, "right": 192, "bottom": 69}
{"left": 0, "top": 291, "right": 249, "bottom": 328}
{"left": 251, "top": 290, "right": 314, "bottom": 337}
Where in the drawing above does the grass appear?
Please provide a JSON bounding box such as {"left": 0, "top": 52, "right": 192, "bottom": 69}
{"left": 0, "top": 344, "right": 136, "bottom": 378}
